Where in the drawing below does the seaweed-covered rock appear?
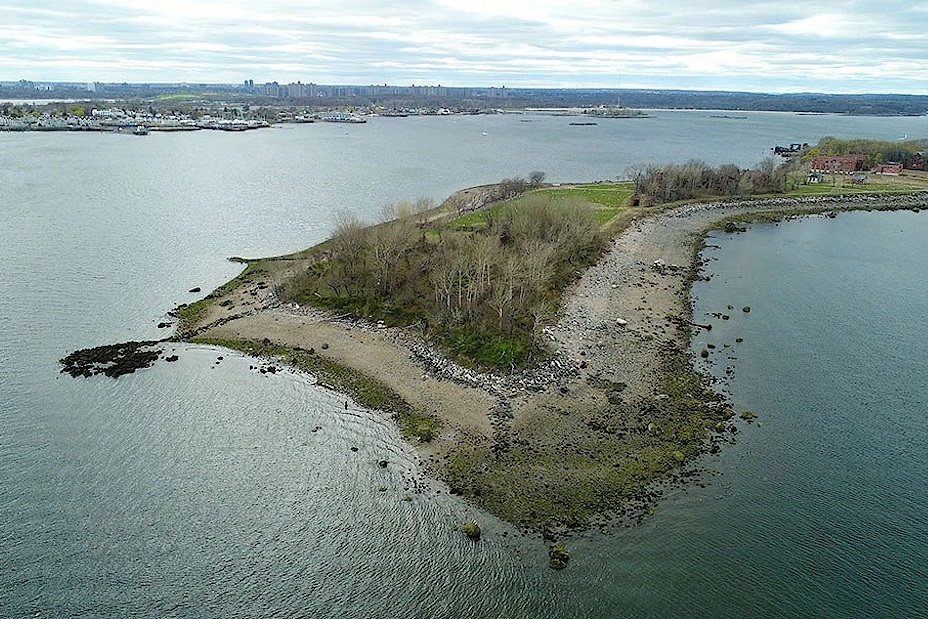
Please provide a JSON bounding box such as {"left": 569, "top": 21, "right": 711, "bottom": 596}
{"left": 59, "top": 340, "right": 164, "bottom": 378}
{"left": 462, "top": 520, "right": 481, "bottom": 541}
{"left": 548, "top": 544, "right": 570, "bottom": 570}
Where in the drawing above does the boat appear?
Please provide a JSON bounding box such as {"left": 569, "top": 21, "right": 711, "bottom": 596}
{"left": 320, "top": 113, "right": 366, "bottom": 124}
{"left": 132, "top": 125, "right": 149, "bottom": 136}
{"left": 772, "top": 142, "right": 807, "bottom": 157}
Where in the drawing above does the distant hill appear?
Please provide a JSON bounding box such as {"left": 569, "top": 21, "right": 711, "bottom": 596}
{"left": 512, "top": 89, "right": 928, "bottom": 116}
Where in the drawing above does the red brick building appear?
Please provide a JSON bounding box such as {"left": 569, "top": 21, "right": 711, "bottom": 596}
{"left": 810, "top": 155, "right": 867, "bottom": 174}
{"left": 875, "top": 162, "right": 903, "bottom": 176}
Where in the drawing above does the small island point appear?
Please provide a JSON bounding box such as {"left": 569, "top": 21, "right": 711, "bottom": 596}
{"left": 176, "top": 150, "right": 928, "bottom": 534}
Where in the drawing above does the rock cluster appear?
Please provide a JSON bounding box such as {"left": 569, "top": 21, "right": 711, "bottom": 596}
{"left": 59, "top": 340, "right": 165, "bottom": 378}
{"left": 548, "top": 544, "right": 570, "bottom": 570}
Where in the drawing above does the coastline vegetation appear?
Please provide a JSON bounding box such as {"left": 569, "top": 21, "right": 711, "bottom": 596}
{"left": 277, "top": 179, "right": 610, "bottom": 371}
{"left": 444, "top": 345, "right": 731, "bottom": 530}
{"left": 629, "top": 157, "right": 790, "bottom": 204}
{"left": 175, "top": 261, "right": 257, "bottom": 333}
{"left": 169, "top": 154, "right": 928, "bottom": 533}
{"left": 272, "top": 156, "right": 833, "bottom": 374}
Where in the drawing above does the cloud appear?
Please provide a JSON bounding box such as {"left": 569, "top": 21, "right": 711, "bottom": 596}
{"left": 1, "top": 0, "right": 927, "bottom": 93}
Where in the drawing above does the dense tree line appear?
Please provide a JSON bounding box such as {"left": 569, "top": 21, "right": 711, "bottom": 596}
{"left": 629, "top": 158, "right": 787, "bottom": 203}
{"left": 280, "top": 194, "right": 605, "bottom": 368}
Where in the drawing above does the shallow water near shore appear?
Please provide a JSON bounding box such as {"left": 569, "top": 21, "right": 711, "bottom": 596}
{"left": 3, "top": 113, "right": 928, "bottom": 617}
{"left": 690, "top": 210, "right": 928, "bottom": 617}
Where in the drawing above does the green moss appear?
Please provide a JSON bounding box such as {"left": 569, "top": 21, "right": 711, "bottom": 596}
{"left": 175, "top": 297, "right": 213, "bottom": 333}
{"left": 441, "top": 345, "right": 728, "bottom": 532}
{"left": 461, "top": 520, "right": 481, "bottom": 541}
{"left": 175, "top": 263, "right": 259, "bottom": 334}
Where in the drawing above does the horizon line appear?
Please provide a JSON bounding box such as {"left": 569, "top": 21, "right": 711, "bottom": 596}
{"left": 4, "top": 80, "right": 928, "bottom": 99}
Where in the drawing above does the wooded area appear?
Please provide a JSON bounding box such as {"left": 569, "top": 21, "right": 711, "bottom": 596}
{"left": 278, "top": 193, "right": 607, "bottom": 369}
{"left": 629, "top": 158, "right": 788, "bottom": 203}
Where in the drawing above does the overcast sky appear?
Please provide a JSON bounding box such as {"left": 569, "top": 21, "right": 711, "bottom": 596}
{"left": 3, "top": 0, "right": 927, "bottom": 93}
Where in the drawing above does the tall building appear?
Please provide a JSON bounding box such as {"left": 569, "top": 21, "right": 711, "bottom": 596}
{"left": 261, "top": 82, "right": 281, "bottom": 97}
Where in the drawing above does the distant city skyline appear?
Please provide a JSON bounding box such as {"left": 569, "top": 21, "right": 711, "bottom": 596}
{"left": 5, "top": 1, "right": 928, "bottom": 94}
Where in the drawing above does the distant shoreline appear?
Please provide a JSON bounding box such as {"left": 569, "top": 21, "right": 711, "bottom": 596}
{"left": 177, "top": 189, "right": 928, "bottom": 533}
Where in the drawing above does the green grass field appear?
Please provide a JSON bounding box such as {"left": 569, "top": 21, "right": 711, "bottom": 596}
{"left": 786, "top": 174, "right": 928, "bottom": 196}
{"left": 451, "top": 182, "right": 635, "bottom": 229}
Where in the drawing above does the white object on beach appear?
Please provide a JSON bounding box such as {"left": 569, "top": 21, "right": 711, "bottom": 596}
{"left": 616, "top": 318, "right": 628, "bottom": 326}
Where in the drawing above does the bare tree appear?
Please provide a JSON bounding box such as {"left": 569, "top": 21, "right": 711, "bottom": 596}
{"left": 328, "top": 211, "right": 369, "bottom": 296}
{"left": 369, "top": 218, "right": 418, "bottom": 295}
{"left": 716, "top": 164, "right": 742, "bottom": 196}
{"left": 489, "top": 255, "right": 517, "bottom": 329}
{"left": 499, "top": 176, "right": 528, "bottom": 199}
{"left": 379, "top": 202, "right": 397, "bottom": 223}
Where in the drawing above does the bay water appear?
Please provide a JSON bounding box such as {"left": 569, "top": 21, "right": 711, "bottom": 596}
{"left": 2, "top": 111, "right": 927, "bottom": 617}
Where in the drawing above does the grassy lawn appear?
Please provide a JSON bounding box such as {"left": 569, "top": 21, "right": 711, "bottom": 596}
{"left": 451, "top": 182, "right": 634, "bottom": 229}
{"left": 451, "top": 198, "right": 520, "bottom": 227}
{"left": 786, "top": 170, "right": 928, "bottom": 196}
{"left": 546, "top": 182, "right": 635, "bottom": 224}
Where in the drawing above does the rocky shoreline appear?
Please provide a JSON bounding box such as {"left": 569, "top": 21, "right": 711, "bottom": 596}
{"left": 62, "top": 189, "right": 928, "bottom": 532}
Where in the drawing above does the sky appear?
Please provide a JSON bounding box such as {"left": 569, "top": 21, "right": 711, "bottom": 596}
{"left": 3, "top": 0, "right": 928, "bottom": 94}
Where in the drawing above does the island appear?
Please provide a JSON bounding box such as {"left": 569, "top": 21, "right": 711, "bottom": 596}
{"left": 65, "top": 139, "right": 928, "bottom": 535}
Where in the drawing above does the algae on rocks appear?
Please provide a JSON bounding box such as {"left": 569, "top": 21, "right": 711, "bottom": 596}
{"left": 548, "top": 544, "right": 570, "bottom": 570}
{"left": 461, "top": 520, "right": 481, "bottom": 542}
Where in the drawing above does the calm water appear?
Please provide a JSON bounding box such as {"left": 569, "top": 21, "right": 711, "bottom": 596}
{"left": 690, "top": 212, "right": 928, "bottom": 617}
{"left": 2, "top": 112, "right": 927, "bottom": 617}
